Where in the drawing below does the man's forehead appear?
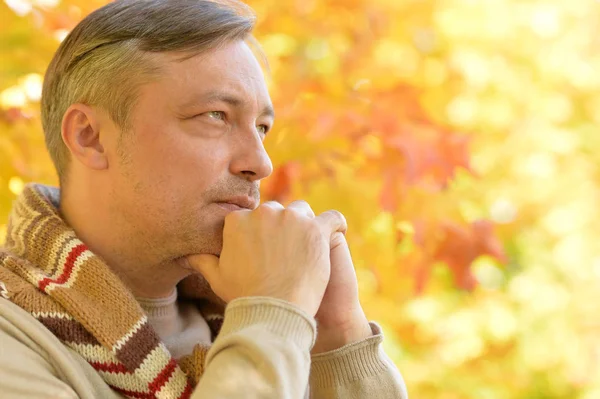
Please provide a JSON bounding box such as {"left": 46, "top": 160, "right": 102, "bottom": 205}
{"left": 153, "top": 44, "right": 272, "bottom": 106}
{"left": 161, "top": 42, "right": 265, "bottom": 82}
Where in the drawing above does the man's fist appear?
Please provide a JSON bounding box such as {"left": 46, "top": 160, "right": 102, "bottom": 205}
{"left": 182, "top": 201, "right": 347, "bottom": 317}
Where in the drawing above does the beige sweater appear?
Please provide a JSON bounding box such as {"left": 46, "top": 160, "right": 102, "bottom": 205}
{"left": 0, "top": 292, "right": 408, "bottom": 398}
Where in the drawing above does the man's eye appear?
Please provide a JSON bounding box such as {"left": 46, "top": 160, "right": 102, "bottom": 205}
{"left": 257, "top": 125, "right": 269, "bottom": 135}
{"left": 207, "top": 111, "right": 225, "bottom": 121}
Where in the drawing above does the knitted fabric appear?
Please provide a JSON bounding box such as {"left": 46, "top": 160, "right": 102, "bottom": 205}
{"left": 0, "top": 184, "right": 226, "bottom": 399}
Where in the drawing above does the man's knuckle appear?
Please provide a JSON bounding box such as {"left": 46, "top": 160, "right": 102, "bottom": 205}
{"left": 256, "top": 203, "right": 277, "bottom": 216}
{"left": 282, "top": 206, "right": 302, "bottom": 219}
{"left": 297, "top": 200, "right": 311, "bottom": 208}
{"left": 327, "top": 209, "right": 346, "bottom": 225}
{"left": 328, "top": 209, "right": 343, "bottom": 218}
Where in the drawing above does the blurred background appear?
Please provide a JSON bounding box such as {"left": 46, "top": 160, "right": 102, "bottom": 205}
{"left": 1, "top": 0, "right": 599, "bottom": 397}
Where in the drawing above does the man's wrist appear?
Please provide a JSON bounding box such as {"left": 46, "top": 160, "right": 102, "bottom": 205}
{"left": 311, "top": 311, "right": 372, "bottom": 354}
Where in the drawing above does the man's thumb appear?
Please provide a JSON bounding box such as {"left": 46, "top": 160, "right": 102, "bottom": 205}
{"left": 185, "top": 254, "right": 220, "bottom": 283}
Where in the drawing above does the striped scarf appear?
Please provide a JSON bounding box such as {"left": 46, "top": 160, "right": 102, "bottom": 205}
{"left": 0, "top": 184, "right": 225, "bottom": 399}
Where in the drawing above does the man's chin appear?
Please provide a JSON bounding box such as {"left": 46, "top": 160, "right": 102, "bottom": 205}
{"left": 166, "top": 218, "right": 224, "bottom": 260}
{"left": 180, "top": 240, "right": 223, "bottom": 261}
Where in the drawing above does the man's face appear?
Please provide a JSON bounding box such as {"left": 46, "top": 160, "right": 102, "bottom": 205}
{"left": 105, "top": 40, "right": 274, "bottom": 261}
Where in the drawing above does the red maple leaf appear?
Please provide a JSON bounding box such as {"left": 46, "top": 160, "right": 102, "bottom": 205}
{"left": 432, "top": 220, "right": 506, "bottom": 290}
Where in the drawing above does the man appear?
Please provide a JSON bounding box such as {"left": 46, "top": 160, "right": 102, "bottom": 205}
{"left": 0, "top": 0, "right": 408, "bottom": 398}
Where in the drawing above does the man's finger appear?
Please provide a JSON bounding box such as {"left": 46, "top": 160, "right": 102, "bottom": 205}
{"left": 330, "top": 231, "right": 346, "bottom": 250}
{"left": 287, "top": 200, "right": 315, "bottom": 218}
{"left": 185, "top": 254, "right": 220, "bottom": 284}
{"left": 315, "top": 210, "right": 347, "bottom": 236}
{"left": 260, "top": 201, "right": 285, "bottom": 210}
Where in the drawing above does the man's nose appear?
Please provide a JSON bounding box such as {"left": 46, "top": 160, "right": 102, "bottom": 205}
{"left": 229, "top": 126, "right": 273, "bottom": 182}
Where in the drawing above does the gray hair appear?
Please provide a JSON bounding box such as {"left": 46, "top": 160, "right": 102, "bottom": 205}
{"left": 41, "top": 0, "right": 257, "bottom": 182}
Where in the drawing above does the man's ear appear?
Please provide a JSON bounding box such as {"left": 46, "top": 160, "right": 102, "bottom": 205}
{"left": 61, "top": 103, "right": 109, "bottom": 171}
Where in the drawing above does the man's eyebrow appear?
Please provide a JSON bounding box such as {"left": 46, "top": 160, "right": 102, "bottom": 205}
{"left": 186, "top": 91, "right": 275, "bottom": 119}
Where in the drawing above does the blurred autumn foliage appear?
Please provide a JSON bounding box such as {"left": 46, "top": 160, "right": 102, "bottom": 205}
{"left": 2, "top": 0, "right": 600, "bottom": 398}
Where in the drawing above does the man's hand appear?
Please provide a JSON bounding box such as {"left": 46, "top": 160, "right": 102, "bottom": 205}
{"left": 181, "top": 201, "right": 346, "bottom": 317}
{"left": 311, "top": 232, "right": 372, "bottom": 354}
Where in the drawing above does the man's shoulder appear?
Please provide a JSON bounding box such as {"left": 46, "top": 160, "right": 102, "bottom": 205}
{"left": 0, "top": 297, "right": 119, "bottom": 399}
{"left": 0, "top": 296, "right": 46, "bottom": 336}
{"left": 0, "top": 297, "right": 82, "bottom": 381}
{"left": 0, "top": 296, "right": 61, "bottom": 371}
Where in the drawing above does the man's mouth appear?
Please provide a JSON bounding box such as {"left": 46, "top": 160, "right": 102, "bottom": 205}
{"left": 216, "top": 202, "right": 245, "bottom": 212}
{"left": 215, "top": 196, "right": 257, "bottom": 211}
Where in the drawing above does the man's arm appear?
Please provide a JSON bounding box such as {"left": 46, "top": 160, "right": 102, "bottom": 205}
{"left": 193, "top": 297, "right": 316, "bottom": 399}
{"left": 0, "top": 298, "right": 85, "bottom": 399}
{"left": 309, "top": 323, "right": 408, "bottom": 399}
{"left": 0, "top": 322, "right": 79, "bottom": 399}
{"left": 0, "top": 296, "right": 317, "bottom": 399}
{"left": 307, "top": 231, "right": 409, "bottom": 398}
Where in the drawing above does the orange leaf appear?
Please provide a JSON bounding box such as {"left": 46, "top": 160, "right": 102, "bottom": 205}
{"left": 433, "top": 220, "right": 505, "bottom": 290}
